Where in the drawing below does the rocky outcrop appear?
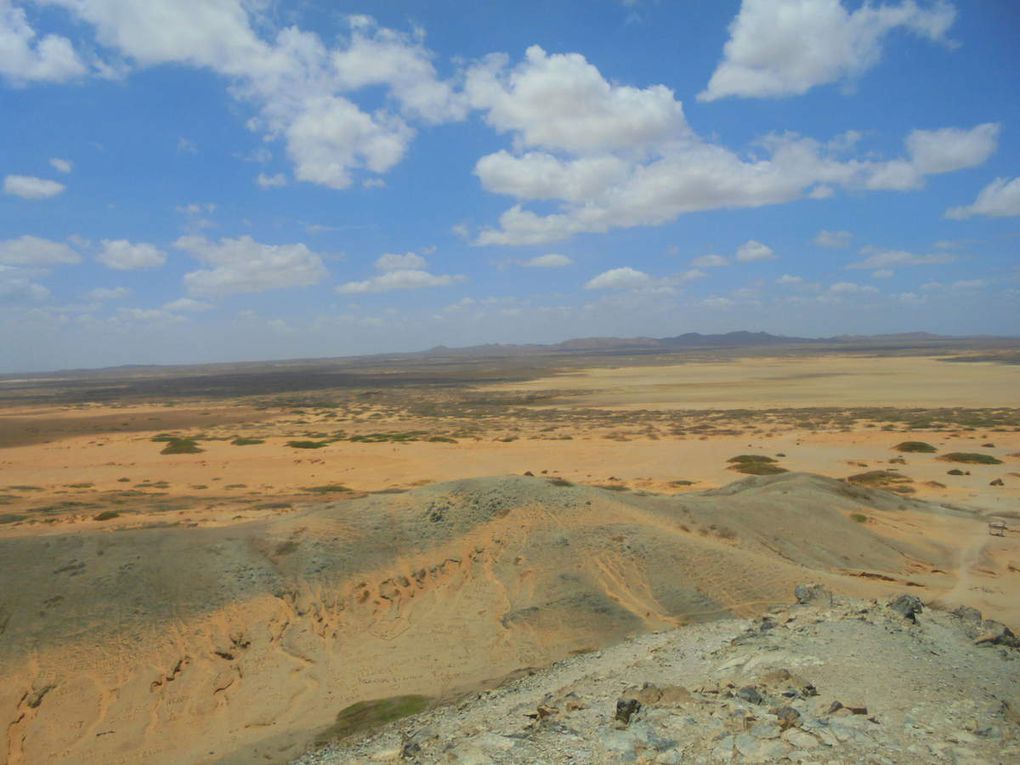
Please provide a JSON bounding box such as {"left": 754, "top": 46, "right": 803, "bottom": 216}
{"left": 297, "top": 588, "right": 1020, "bottom": 764}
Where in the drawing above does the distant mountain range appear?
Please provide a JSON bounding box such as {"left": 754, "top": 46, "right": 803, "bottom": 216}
{"left": 420, "top": 330, "right": 977, "bottom": 357}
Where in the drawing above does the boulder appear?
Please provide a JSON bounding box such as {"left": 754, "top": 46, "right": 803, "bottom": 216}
{"left": 794, "top": 584, "right": 831, "bottom": 605}
{"left": 888, "top": 594, "right": 924, "bottom": 623}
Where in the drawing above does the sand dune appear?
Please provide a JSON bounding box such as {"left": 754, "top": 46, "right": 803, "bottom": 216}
{"left": 0, "top": 473, "right": 998, "bottom": 765}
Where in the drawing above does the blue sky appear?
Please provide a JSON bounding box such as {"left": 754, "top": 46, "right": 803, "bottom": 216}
{"left": 1, "top": 0, "right": 1019, "bottom": 372}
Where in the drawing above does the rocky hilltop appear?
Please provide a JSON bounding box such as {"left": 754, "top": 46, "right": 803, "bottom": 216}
{"left": 298, "top": 589, "right": 1019, "bottom": 764}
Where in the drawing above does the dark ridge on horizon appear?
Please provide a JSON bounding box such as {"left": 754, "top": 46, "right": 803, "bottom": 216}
{"left": 2, "top": 330, "right": 1019, "bottom": 382}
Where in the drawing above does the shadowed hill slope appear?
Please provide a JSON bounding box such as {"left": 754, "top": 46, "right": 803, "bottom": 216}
{"left": 0, "top": 474, "right": 974, "bottom": 764}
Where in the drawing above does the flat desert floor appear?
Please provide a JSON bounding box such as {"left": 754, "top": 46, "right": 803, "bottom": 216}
{"left": 0, "top": 348, "right": 1018, "bottom": 764}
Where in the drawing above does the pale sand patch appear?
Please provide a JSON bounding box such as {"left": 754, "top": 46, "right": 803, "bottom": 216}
{"left": 480, "top": 356, "right": 1020, "bottom": 409}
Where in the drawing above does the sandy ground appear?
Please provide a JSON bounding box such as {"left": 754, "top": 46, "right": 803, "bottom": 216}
{"left": 0, "top": 352, "right": 1018, "bottom": 764}
{"left": 481, "top": 355, "right": 1020, "bottom": 409}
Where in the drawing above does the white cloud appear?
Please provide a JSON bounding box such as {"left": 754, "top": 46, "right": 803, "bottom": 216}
{"left": 337, "top": 251, "right": 463, "bottom": 294}
{"left": 49, "top": 157, "right": 73, "bottom": 174}
{"left": 163, "top": 297, "right": 212, "bottom": 312}
{"left": 177, "top": 136, "right": 197, "bottom": 154}
{"left": 337, "top": 271, "right": 462, "bottom": 294}
{"left": 0, "top": 235, "right": 80, "bottom": 266}
{"left": 871, "top": 269, "right": 894, "bottom": 279}
{"left": 692, "top": 254, "right": 729, "bottom": 268}
{"left": 3, "top": 174, "right": 65, "bottom": 199}
{"left": 776, "top": 274, "right": 804, "bottom": 285}
{"left": 0, "top": 268, "right": 50, "bottom": 301}
{"left": 813, "top": 229, "right": 852, "bottom": 248}
{"left": 829, "top": 281, "right": 879, "bottom": 294}
{"left": 256, "top": 172, "right": 287, "bottom": 188}
{"left": 735, "top": 240, "right": 775, "bottom": 262}
{"left": 585, "top": 267, "right": 652, "bottom": 290}
{"left": 951, "top": 279, "right": 984, "bottom": 290}
{"left": 0, "top": 0, "right": 87, "bottom": 85}
{"left": 946, "top": 176, "right": 1020, "bottom": 219}
{"left": 523, "top": 253, "right": 573, "bottom": 268}
{"left": 847, "top": 248, "right": 954, "bottom": 269}
{"left": 88, "top": 286, "right": 131, "bottom": 300}
{"left": 31, "top": 5, "right": 461, "bottom": 189}
{"left": 471, "top": 51, "right": 997, "bottom": 246}
{"left": 466, "top": 45, "right": 687, "bottom": 154}
{"left": 98, "top": 240, "right": 166, "bottom": 270}
{"left": 177, "top": 235, "right": 328, "bottom": 297}
{"left": 375, "top": 252, "right": 427, "bottom": 271}
{"left": 699, "top": 0, "right": 956, "bottom": 101}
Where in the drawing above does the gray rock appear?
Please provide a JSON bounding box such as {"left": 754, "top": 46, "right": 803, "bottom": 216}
{"left": 615, "top": 697, "right": 642, "bottom": 725}
{"left": 737, "top": 685, "right": 765, "bottom": 705}
{"left": 794, "top": 584, "right": 831, "bottom": 605}
{"left": 888, "top": 594, "right": 924, "bottom": 623}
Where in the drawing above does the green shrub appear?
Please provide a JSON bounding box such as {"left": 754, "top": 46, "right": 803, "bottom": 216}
{"left": 893, "top": 441, "right": 937, "bottom": 453}
{"left": 939, "top": 452, "right": 1002, "bottom": 465}
{"left": 303, "top": 484, "right": 351, "bottom": 494}
{"left": 93, "top": 510, "right": 120, "bottom": 521}
{"left": 286, "top": 440, "right": 330, "bottom": 449}
{"left": 160, "top": 438, "right": 203, "bottom": 455}
{"left": 315, "top": 696, "right": 430, "bottom": 745}
{"left": 851, "top": 513, "right": 868, "bottom": 523}
{"left": 231, "top": 437, "right": 265, "bottom": 446}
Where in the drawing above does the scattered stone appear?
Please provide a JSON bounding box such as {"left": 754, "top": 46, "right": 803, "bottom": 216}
{"left": 990, "top": 478, "right": 1004, "bottom": 486}
{"left": 794, "top": 584, "right": 831, "bottom": 605}
{"left": 953, "top": 606, "right": 983, "bottom": 624}
{"left": 888, "top": 594, "right": 924, "bottom": 623}
{"left": 773, "top": 706, "right": 802, "bottom": 730}
{"left": 615, "top": 697, "right": 642, "bottom": 725}
{"left": 974, "top": 620, "right": 1019, "bottom": 648}
{"left": 737, "top": 686, "right": 765, "bottom": 705}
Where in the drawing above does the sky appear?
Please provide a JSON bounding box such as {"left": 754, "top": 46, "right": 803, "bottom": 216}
{"left": 1, "top": 0, "right": 1019, "bottom": 373}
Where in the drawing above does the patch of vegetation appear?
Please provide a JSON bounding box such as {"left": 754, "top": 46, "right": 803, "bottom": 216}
{"left": 348, "top": 431, "right": 428, "bottom": 443}
{"left": 851, "top": 513, "right": 868, "bottom": 523}
{"left": 894, "top": 441, "right": 937, "bottom": 453}
{"left": 939, "top": 452, "right": 1003, "bottom": 465}
{"left": 947, "top": 469, "right": 967, "bottom": 476}
{"left": 160, "top": 438, "right": 203, "bottom": 455}
{"left": 547, "top": 477, "right": 574, "bottom": 487}
{"left": 302, "top": 484, "right": 352, "bottom": 494}
{"left": 231, "top": 437, "right": 265, "bottom": 446}
{"left": 727, "top": 454, "right": 788, "bottom": 475}
{"left": 93, "top": 510, "right": 120, "bottom": 521}
{"left": 315, "top": 696, "right": 430, "bottom": 746}
{"left": 64, "top": 482, "right": 95, "bottom": 489}
{"left": 426, "top": 436, "right": 457, "bottom": 443}
{"left": 671, "top": 480, "right": 696, "bottom": 486}
{"left": 7, "top": 485, "right": 43, "bottom": 492}
{"left": 286, "top": 440, "right": 330, "bottom": 449}
{"left": 846, "top": 470, "right": 914, "bottom": 493}
{"left": 594, "top": 484, "right": 630, "bottom": 491}
{"left": 0, "top": 514, "right": 26, "bottom": 524}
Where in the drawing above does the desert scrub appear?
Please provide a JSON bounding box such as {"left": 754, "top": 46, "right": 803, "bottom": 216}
{"left": 315, "top": 695, "right": 430, "bottom": 745}
{"left": 851, "top": 513, "right": 869, "bottom": 523}
{"left": 727, "top": 455, "right": 788, "bottom": 475}
{"left": 939, "top": 452, "right": 1003, "bottom": 465}
{"left": 231, "top": 437, "right": 265, "bottom": 446}
{"left": 846, "top": 470, "right": 914, "bottom": 493}
{"left": 286, "top": 440, "right": 330, "bottom": 449}
{"left": 893, "top": 441, "right": 937, "bottom": 453}
{"left": 160, "top": 438, "right": 203, "bottom": 455}
{"left": 302, "top": 484, "right": 351, "bottom": 494}
{"left": 93, "top": 510, "right": 120, "bottom": 521}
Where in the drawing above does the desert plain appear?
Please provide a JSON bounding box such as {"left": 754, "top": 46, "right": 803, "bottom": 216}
{"left": 1, "top": 339, "right": 1019, "bottom": 764}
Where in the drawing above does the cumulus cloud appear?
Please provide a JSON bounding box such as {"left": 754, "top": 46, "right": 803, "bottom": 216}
{"left": 699, "top": 0, "right": 956, "bottom": 101}
{"left": 3, "top": 174, "right": 65, "bottom": 199}
{"left": 0, "top": 235, "right": 80, "bottom": 266}
{"left": 523, "top": 253, "right": 573, "bottom": 268}
{"left": 49, "top": 157, "right": 73, "bottom": 174}
{"left": 163, "top": 297, "right": 212, "bottom": 312}
{"left": 87, "top": 286, "right": 131, "bottom": 300}
{"left": 585, "top": 267, "right": 652, "bottom": 290}
{"left": 0, "top": 0, "right": 87, "bottom": 85}
{"left": 97, "top": 240, "right": 167, "bottom": 270}
{"left": 337, "top": 251, "right": 463, "bottom": 294}
{"left": 692, "top": 254, "right": 729, "bottom": 268}
{"left": 375, "top": 252, "right": 427, "bottom": 271}
{"left": 469, "top": 43, "right": 997, "bottom": 246}
{"left": 946, "top": 177, "right": 1020, "bottom": 219}
{"left": 829, "top": 281, "right": 879, "bottom": 294}
{"left": 177, "top": 235, "right": 328, "bottom": 297}
{"left": 813, "top": 229, "right": 852, "bottom": 248}
{"left": 0, "top": 268, "right": 50, "bottom": 301}
{"left": 735, "top": 240, "right": 775, "bottom": 262}
{"left": 256, "top": 172, "right": 287, "bottom": 188}
{"left": 466, "top": 45, "right": 687, "bottom": 154}
{"left": 847, "top": 247, "right": 954, "bottom": 269}
{"left": 776, "top": 274, "right": 804, "bottom": 285}
{"left": 31, "top": 4, "right": 462, "bottom": 189}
